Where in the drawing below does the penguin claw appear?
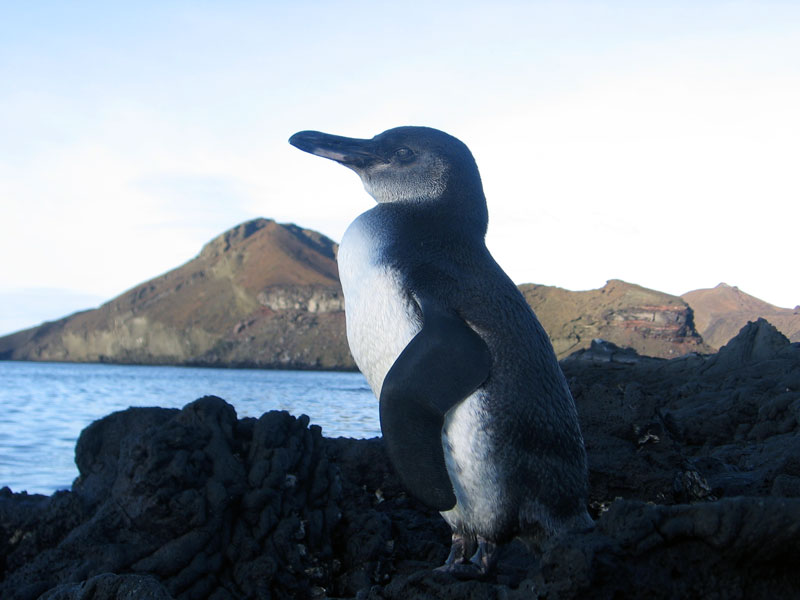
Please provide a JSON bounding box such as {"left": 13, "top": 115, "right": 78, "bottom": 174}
{"left": 469, "top": 537, "right": 498, "bottom": 575}
{"left": 442, "top": 532, "right": 475, "bottom": 565}
{"left": 436, "top": 534, "right": 497, "bottom": 580}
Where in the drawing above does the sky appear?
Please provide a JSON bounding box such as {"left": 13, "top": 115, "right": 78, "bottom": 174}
{"left": 2, "top": 1, "right": 799, "bottom": 336}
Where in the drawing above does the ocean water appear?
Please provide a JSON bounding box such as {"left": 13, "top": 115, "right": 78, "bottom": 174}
{"left": 0, "top": 361, "right": 379, "bottom": 495}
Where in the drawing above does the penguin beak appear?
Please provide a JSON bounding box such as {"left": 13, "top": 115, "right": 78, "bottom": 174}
{"left": 289, "top": 130, "right": 383, "bottom": 168}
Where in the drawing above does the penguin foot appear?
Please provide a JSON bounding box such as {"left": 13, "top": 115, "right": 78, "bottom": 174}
{"left": 436, "top": 533, "right": 475, "bottom": 567}
{"left": 469, "top": 536, "right": 498, "bottom": 575}
{"left": 435, "top": 534, "right": 497, "bottom": 580}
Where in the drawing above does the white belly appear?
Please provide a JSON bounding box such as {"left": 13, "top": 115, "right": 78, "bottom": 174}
{"left": 441, "top": 391, "right": 502, "bottom": 532}
{"left": 338, "top": 216, "right": 420, "bottom": 395}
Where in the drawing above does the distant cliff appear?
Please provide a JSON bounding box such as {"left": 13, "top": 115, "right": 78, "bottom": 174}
{"left": 682, "top": 283, "right": 800, "bottom": 350}
{"left": 1, "top": 219, "right": 761, "bottom": 368}
{"left": 521, "top": 279, "right": 711, "bottom": 359}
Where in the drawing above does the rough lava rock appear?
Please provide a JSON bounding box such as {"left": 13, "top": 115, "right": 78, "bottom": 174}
{"left": 2, "top": 319, "right": 800, "bottom": 599}
{"left": 1, "top": 398, "right": 342, "bottom": 599}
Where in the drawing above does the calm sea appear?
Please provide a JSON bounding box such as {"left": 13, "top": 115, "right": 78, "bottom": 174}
{"left": 0, "top": 361, "right": 379, "bottom": 495}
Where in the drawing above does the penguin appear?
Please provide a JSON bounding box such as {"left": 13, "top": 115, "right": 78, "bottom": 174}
{"left": 289, "top": 126, "right": 592, "bottom": 575}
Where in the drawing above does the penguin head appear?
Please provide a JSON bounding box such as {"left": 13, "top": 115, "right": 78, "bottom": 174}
{"left": 289, "top": 126, "right": 484, "bottom": 206}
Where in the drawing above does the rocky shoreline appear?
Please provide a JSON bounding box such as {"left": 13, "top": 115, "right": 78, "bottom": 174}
{"left": 2, "top": 319, "right": 799, "bottom": 599}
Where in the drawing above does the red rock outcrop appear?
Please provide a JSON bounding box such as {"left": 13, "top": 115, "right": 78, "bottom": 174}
{"left": 521, "top": 279, "right": 711, "bottom": 359}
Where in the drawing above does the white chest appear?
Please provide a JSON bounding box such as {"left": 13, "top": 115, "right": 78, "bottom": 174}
{"left": 338, "top": 216, "right": 420, "bottom": 395}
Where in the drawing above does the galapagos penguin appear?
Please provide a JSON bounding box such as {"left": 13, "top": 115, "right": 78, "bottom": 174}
{"left": 289, "top": 126, "right": 592, "bottom": 575}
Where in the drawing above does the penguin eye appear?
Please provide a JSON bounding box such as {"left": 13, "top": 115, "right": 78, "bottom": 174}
{"left": 393, "top": 147, "right": 414, "bottom": 162}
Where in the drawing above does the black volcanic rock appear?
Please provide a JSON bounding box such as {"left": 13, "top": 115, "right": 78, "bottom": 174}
{"left": 701, "top": 317, "right": 791, "bottom": 375}
{"left": 1, "top": 398, "right": 342, "bottom": 599}
{"left": 39, "top": 574, "right": 172, "bottom": 600}
{"left": 1, "top": 320, "right": 800, "bottom": 598}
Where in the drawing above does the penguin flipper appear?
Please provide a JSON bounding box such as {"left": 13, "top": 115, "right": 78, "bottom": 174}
{"left": 379, "top": 299, "right": 491, "bottom": 511}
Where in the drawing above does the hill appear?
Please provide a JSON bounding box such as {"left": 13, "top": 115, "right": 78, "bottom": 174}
{"left": 682, "top": 283, "right": 800, "bottom": 350}
{"left": 0, "top": 219, "right": 354, "bottom": 369}
{"left": 0, "top": 219, "right": 714, "bottom": 366}
{"left": 521, "top": 279, "right": 710, "bottom": 359}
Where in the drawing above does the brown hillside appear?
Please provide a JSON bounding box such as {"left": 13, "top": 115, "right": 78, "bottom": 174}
{"left": 521, "top": 279, "right": 711, "bottom": 359}
{"left": 682, "top": 283, "right": 800, "bottom": 350}
{"left": 0, "top": 219, "right": 354, "bottom": 369}
{"left": 0, "top": 221, "right": 716, "bottom": 367}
